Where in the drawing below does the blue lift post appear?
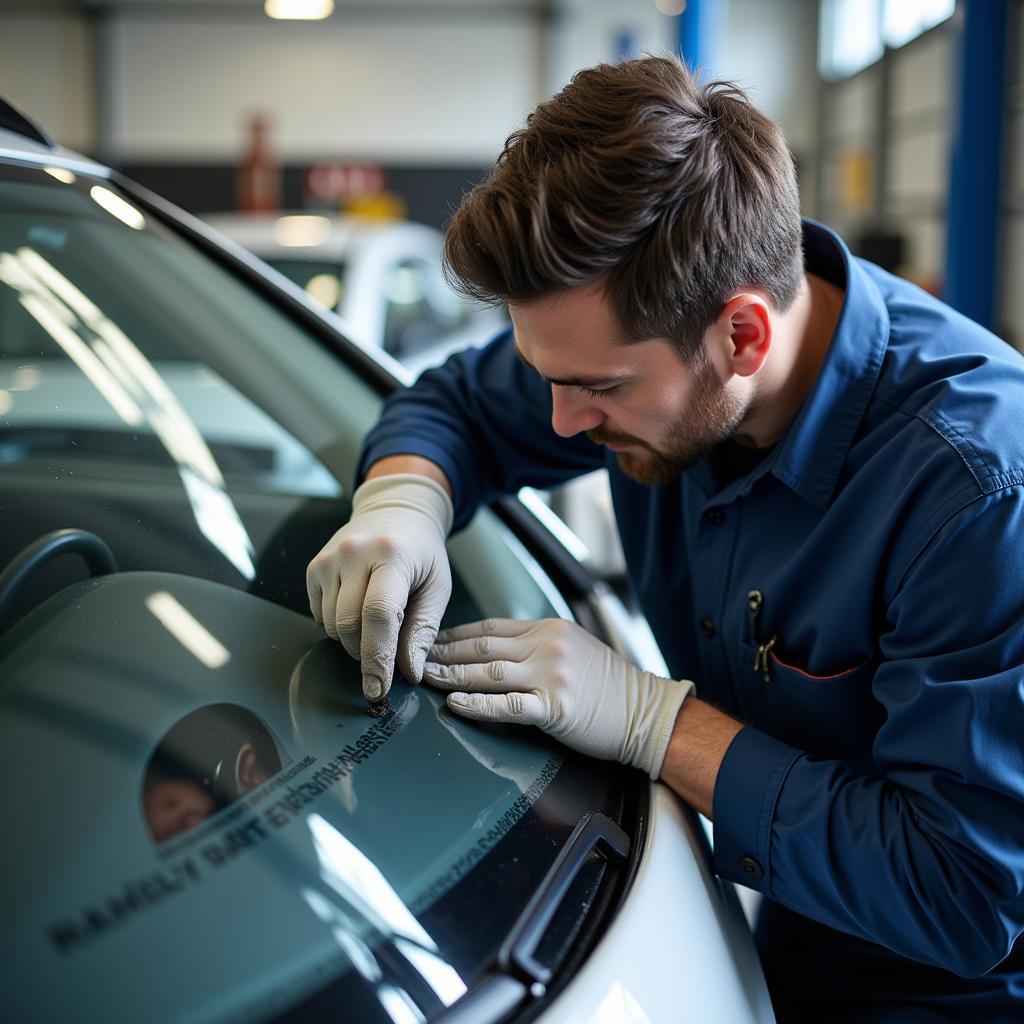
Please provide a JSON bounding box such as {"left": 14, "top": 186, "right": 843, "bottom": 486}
{"left": 678, "top": 0, "right": 713, "bottom": 74}
{"left": 944, "top": 0, "right": 1009, "bottom": 331}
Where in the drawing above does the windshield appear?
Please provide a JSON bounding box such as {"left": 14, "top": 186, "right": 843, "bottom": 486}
{"left": 0, "top": 163, "right": 561, "bottom": 624}
{"left": 0, "top": 162, "right": 634, "bottom": 1024}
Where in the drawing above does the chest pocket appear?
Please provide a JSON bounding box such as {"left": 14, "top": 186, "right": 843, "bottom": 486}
{"left": 738, "top": 590, "right": 884, "bottom": 774}
{"left": 738, "top": 642, "right": 882, "bottom": 773}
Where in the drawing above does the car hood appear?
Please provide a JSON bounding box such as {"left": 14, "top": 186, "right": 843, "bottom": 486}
{"left": 0, "top": 571, "right": 565, "bottom": 1022}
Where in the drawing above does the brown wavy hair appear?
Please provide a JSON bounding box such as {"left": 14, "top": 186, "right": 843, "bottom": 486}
{"left": 443, "top": 56, "right": 803, "bottom": 360}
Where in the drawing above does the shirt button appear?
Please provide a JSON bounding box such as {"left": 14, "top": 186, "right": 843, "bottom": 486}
{"left": 703, "top": 508, "right": 725, "bottom": 525}
{"left": 698, "top": 617, "right": 716, "bottom": 638}
{"left": 739, "top": 856, "right": 764, "bottom": 880}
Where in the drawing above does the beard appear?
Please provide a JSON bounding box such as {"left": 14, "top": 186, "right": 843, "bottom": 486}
{"left": 587, "top": 356, "right": 749, "bottom": 485}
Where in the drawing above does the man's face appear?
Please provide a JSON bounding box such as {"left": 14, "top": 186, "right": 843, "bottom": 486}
{"left": 509, "top": 283, "right": 750, "bottom": 485}
{"left": 143, "top": 778, "right": 216, "bottom": 842}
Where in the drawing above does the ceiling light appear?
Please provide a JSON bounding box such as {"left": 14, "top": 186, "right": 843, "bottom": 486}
{"left": 265, "top": 0, "right": 334, "bottom": 20}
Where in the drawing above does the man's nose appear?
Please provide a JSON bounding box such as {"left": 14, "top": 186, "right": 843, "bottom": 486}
{"left": 550, "top": 386, "right": 604, "bottom": 438}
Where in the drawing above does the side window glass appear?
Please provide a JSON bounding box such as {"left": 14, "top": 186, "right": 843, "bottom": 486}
{"left": 382, "top": 259, "right": 431, "bottom": 356}
{"left": 382, "top": 258, "right": 474, "bottom": 358}
{"left": 419, "top": 258, "right": 473, "bottom": 332}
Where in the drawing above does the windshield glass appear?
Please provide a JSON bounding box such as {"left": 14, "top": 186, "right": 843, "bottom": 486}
{"left": 0, "top": 164, "right": 560, "bottom": 623}
{"left": 0, "top": 163, "right": 632, "bottom": 1024}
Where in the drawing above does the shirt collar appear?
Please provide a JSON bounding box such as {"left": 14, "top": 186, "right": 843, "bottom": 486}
{"left": 761, "top": 219, "right": 889, "bottom": 510}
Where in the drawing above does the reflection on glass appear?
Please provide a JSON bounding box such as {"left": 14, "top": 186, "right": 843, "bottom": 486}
{"left": 307, "top": 813, "right": 467, "bottom": 1007}
{"left": 178, "top": 466, "right": 256, "bottom": 579}
{"left": 6, "top": 364, "right": 40, "bottom": 391}
{"left": 11, "top": 267, "right": 144, "bottom": 426}
{"left": 303, "top": 887, "right": 383, "bottom": 979}
{"left": 433, "top": 697, "right": 546, "bottom": 799}
{"left": 89, "top": 185, "right": 146, "bottom": 230}
{"left": 376, "top": 984, "right": 426, "bottom": 1024}
{"left": 142, "top": 703, "right": 289, "bottom": 842}
{"left": 145, "top": 591, "right": 231, "bottom": 668}
{"left": 43, "top": 166, "right": 77, "bottom": 185}
{"left": 0, "top": 245, "right": 258, "bottom": 579}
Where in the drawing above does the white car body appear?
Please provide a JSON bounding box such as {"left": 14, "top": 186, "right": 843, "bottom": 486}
{"left": 205, "top": 211, "right": 508, "bottom": 379}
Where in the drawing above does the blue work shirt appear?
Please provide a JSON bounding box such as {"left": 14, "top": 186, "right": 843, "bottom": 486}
{"left": 358, "top": 221, "right": 1024, "bottom": 1020}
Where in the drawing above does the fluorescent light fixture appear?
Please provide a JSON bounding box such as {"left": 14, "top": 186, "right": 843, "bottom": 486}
{"left": 146, "top": 591, "right": 231, "bottom": 669}
{"left": 273, "top": 215, "right": 332, "bottom": 247}
{"left": 43, "top": 166, "right": 77, "bottom": 185}
{"left": 265, "top": 0, "right": 334, "bottom": 20}
{"left": 90, "top": 185, "right": 146, "bottom": 230}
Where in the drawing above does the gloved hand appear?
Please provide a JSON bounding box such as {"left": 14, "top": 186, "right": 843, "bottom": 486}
{"left": 422, "top": 617, "right": 694, "bottom": 779}
{"left": 306, "top": 473, "right": 454, "bottom": 701}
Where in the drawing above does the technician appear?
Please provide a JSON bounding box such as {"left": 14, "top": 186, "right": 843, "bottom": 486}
{"left": 306, "top": 57, "right": 1024, "bottom": 1020}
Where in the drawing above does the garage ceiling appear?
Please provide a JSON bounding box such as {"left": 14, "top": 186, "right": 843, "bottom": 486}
{"left": 0, "top": 0, "right": 547, "bottom": 11}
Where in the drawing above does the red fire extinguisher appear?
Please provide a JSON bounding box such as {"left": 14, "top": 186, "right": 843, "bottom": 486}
{"left": 236, "top": 113, "right": 281, "bottom": 214}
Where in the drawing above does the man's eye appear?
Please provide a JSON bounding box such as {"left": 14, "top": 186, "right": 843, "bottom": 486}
{"left": 578, "top": 385, "right": 619, "bottom": 399}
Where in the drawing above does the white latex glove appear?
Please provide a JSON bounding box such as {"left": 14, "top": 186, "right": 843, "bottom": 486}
{"left": 423, "top": 617, "right": 694, "bottom": 779}
{"left": 306, "top": 473, "right": 454, "bottom": 701}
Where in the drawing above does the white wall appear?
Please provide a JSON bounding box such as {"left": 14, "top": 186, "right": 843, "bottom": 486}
{"left": 0, "top": 1, "right": 820, "bottom": 172}
{"left": 0, "top": 13, "right": 96, "bottom": 152}
{"left": 106, "top": 13, "right": 543, "bottom": 162}
{"left": 545, "top": 0, "right": 677, "bottom": 96}
{"left": 545, "top": 0, "right": 821, "bottom": 213}
{"left": 713, "top": 0, "right": 820, "bottom": 176}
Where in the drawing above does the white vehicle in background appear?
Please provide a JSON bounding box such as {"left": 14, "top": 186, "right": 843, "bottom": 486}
{"left": 205, "top": 211, "right": 507, "bottom": 378}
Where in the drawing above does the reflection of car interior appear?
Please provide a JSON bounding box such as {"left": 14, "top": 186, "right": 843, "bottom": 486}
{"left": 143, "top": 702, "right": 288, "bottom": 842}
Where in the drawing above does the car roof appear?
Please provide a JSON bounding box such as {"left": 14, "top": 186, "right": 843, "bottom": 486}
{"left": 0, "top": 101, "right": 111, "bottom": 180}
{"left": 0, "top": 134, "right": 112, "bottom": 180}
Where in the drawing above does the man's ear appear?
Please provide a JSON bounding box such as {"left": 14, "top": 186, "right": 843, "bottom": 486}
{"left": 714, "top": 293, "right": 772, "bottom": 377}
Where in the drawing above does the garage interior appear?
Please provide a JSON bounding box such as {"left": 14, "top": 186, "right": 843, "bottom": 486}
{"left": 2, "top": 2, "right": 1024, "bottom": 1022}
